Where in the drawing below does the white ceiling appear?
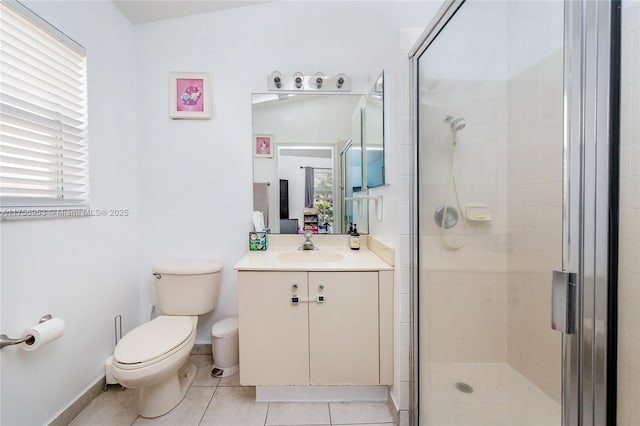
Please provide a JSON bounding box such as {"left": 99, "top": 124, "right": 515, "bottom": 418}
{"left": 112, "top": 1, "right": 269, "bottom": 24}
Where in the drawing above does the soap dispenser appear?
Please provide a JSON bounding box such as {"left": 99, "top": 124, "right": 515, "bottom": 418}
{"left": 350, "top": 224, "right": 360, "bottom": 250}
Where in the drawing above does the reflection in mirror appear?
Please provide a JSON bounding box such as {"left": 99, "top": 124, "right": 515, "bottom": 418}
{"left": 278, "top": 145, "right": 335, "bottom": 234}
{"left": 364, "top": 72, "right": 384, "bottom": 188}
{"left": 252, "top": 94, "right": 374, "bottom": 234}
{"left": 341, "top": 138, "right": 368, "bottom": 234}
{"left": 342, "top": 105, "right": 369, "bottom": 234}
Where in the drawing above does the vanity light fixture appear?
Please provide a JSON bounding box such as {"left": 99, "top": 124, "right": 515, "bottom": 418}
{"left": 267, "top": 72, "right": 350, "bottom": 91}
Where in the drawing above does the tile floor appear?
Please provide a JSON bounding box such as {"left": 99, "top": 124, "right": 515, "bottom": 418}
{"left": 68, "top": 355, "right": 396, "bottom": 426}
{"left": 421, "top": 363, "right": 561, "bottom": 426}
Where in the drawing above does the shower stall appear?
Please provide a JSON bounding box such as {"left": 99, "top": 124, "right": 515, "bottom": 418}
{"left": 410, "top": 1, "right": 637, "bottom": 425}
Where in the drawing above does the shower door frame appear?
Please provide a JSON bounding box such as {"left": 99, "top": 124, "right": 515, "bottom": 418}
{"left": 408, "top": 0, "right": 620, "bottom": 425}
{"left": 563, "top": 1, "right": 619, "bottom": 425}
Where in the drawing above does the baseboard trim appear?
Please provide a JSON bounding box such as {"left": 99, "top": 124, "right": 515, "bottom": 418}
{"left": 388, "top": 391, "right": 400, "bottom": 425}
{"left": 48, "top": 376, "right": 105, "bottom": 426}
{"left": 48, "top": 345, "right": 211, "bottom": 425}
{"left": 256, "top": 385, "right": 389, "bottom": 402}
{"left": 192, "top": 343, "right": 212, "bottom": 355}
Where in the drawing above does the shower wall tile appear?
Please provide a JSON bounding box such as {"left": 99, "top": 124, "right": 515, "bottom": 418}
{"left": 424, "top": 271, "right": 507, "bottom": 363}
{"left": 397, "top": 265, "right": 410, "bottom": 294}
{"left": 397, "top": 116, "right": 412, "bottom": 146}
{"left": 399, "top": 144, "right": 412, "bottom": 177}
{"left": 420, "top": 78, "right": 509, "bottom": 365}
{"left": 618, "top": 19, "right": 640, "bottom": 415}
{"left": 506, "top": 48, "right": 563, "bottom": 403}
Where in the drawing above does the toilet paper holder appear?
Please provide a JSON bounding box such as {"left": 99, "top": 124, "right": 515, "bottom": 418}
{"left": 0, "top": 314, "right": 52, "bottom": 349}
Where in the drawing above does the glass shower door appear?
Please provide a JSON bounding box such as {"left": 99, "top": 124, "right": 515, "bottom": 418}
{"left": 415, "top": 1, "right": 564, "bottom": 423}
{"left": 412, "top": 1, "right": 619, "bottom": 425}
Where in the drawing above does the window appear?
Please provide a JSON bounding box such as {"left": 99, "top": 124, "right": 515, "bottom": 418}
{"left": 313, "top": 168, "right": 334, "bottom": 233}
{"left": 0, "top": 1, "right": 88, "bottom": 218}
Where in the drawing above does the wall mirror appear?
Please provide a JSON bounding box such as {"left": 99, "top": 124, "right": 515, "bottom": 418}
{"left": 364, "top": 72, "right": 385, "bottom": 189}
{"left": 252, "top": 86, "right": 383, "bottom": 235}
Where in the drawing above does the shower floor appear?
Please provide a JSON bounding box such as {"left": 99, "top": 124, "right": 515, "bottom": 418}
{"left": 421, "top": 363, "right": 560, "bottom": 426}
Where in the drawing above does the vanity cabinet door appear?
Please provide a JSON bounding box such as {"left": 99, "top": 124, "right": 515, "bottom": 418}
{"left": 308, "top": 271, "right": 379, "bottom": 385}
{"left": 238, "top": 271, "right": 309, "bottom": 385}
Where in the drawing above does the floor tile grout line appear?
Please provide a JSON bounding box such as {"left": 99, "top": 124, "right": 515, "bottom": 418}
{"left": 264, "top": 401, "right": 271, "bottom": 426}
{"left": 197, "top": 383, "right": 219, "bottom": 426}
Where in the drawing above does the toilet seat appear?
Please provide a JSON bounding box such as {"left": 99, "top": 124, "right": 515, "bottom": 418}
{"left": 114, "top": 316, "right": 196, "bottom": 370}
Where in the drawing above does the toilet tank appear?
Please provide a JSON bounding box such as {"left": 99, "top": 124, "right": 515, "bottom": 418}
{"left": 152, "top": 262, "right": 222, "bottom": 315}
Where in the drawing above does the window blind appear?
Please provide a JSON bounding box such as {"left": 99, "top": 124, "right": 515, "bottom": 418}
{"left": 0, "top": 1, "right": 88, "bottom": 216}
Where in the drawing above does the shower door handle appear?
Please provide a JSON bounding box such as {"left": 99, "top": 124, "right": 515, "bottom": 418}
{"left": 551, "top": 270, "right": 576, "bottom": 334}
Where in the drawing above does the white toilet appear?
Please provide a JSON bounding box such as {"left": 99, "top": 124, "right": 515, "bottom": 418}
{"left": 111, "top": 262, "right": 222, "bottom": 418}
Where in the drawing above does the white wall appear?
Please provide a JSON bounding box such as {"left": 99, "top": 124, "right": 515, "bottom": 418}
{"left": 0, "top": 2, "right": 444, "bottom": 423}
{"left": 423, "top": 0, "right": 564, "bottom": 82}
{"left": 0, "top": 2, "right": 139, "bottom": 425}
{"left": 134, "top": 0, "right": 443, "bottom": 343}
{"left": 423, "top": 0, "right": 509, "bottom": 81}
{"left": 367, "top": 25, "right": 438, "bottom": 420}
{"left": 252, "top": 95, "right": 360, "bottom": 144}
{"left": 506, "top": 0, "right": 563, "bottom": 78}
{"left": 133, "top": 5, "right": 442, "bottom": 422}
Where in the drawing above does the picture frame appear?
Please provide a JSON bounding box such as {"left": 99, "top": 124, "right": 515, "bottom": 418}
{"left": 169, "top": 72, "right": 211, "bottom": 119}
{"left": 253, "top": 134, "right": 273, "bottom": 158}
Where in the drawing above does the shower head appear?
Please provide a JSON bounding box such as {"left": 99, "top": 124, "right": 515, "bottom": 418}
{"left": 451, "top": 117, "right": 466, "bottom": 131}
{"left": 445, "top": 115, "right": 466, "bottom": 131}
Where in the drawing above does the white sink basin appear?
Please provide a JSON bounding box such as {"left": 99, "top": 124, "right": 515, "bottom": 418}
{"left": 277, "top": 251, "right": 344, "bottom": 264}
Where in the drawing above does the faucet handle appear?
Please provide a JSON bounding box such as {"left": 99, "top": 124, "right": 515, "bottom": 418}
{"left": 304, "top": 230, "right": 313, "bottom": 239}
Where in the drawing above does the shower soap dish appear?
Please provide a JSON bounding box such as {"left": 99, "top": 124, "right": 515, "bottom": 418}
{"left": 466, "top": 204, "right": 492, "bottom": 222}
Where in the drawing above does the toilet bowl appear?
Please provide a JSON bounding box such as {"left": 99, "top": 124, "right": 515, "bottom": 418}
{"left": 111, "top": 316, "right": 197, "bottom": 418}
{"left": 111, "top": 261, "right": 221, "bottom": 418}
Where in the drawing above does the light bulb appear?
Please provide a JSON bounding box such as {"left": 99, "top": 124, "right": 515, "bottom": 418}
{"left": 271, "top": 71, "right": 283, "bottom": 89}
{"left": 293, "top": 72, "right": 304, "bottom": 89}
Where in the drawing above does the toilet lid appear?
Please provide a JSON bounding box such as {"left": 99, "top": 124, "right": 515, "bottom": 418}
{"left": 114, "top": 316, "right": 194, "bottom": 365}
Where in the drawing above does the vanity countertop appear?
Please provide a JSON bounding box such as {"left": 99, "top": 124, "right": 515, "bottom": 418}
{"left": 234, "top": 235, "right": 394, "bottom": 272}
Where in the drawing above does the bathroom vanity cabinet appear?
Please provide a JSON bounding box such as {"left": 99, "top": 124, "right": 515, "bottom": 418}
{"left": 237, "top": 269, "right": 393, "bottom": 386}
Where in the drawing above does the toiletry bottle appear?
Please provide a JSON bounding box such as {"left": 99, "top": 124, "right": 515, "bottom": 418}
{"left": 348, "top": 223, "right": 354, "bottom": 235}
{"left": 350, "top": 224, "right": 360, "bottom": 250}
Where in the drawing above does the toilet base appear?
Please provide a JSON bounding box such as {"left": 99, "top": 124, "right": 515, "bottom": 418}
{"left": 138, "top": 362, "right": 197, "bottom": 418}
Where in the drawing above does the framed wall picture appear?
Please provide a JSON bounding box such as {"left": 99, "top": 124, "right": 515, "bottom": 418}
{"left": 253, "top": 134, "right": 273, "bottom": 158}
{"left": 169, "top": 72, "right": 211, "bottom": 119}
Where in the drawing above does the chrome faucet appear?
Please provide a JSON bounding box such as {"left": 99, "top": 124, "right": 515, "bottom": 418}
{"left": 301, "top": 230, "right": 316, "bottom": 250}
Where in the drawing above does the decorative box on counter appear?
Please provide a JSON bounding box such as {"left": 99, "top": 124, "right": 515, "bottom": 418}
{"left": 249, "top": 230, "right": 268, "bottom": 251}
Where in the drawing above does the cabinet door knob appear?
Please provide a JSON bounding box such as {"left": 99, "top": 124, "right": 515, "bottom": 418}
{"left": 292, "top": 283, "right": 298, "bottom": 290}
{"left": 318, "top": 285, "right": 324, "bottom": 291}
{"left": 291, "top": 295, "right": 300, "bottom": 305}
